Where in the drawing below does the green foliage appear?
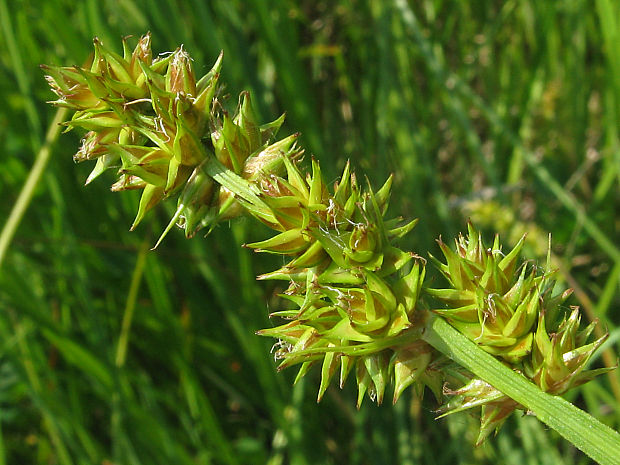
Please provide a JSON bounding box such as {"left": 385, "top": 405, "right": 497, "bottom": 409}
{"left": 1, "top": 1, "right": 619, "bottom": 464}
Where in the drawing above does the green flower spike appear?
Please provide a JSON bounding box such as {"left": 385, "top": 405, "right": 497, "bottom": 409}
{"left": 44, "top": 35, "right": 620, "bottom": 459}
{"left": 42, "top": 33, "right": 161, "bottom": 184}
{"left": 428, "top": 222, "right": 539, "bottom": 363}
{"left": 440, "top": 305, "right": 611, "bottom": 445}
{"left": 258, "top": 261, "right": 441, "bottom": 407}
{"left": 434, "top": 224, "right": 612, "bottom": 444}
{"left": 245, "top": 157, "right": 341, "bottom": 277}
{"left": 252, "top": 157, "right": 441, "bottom": 407}
{"left": 525, "top": 307, "right": 612, "bottom": 395}
{"left": 156, "top": 92, "right": 296, "bottom": 245}
{"left": 120, "top": 48, "right": 223, "bottom": 230}
{"left": 252, "top": 160, "right": 417, "bottom": 286}
{"left": 44, "top": 36, "right": 301, "bottom": 241}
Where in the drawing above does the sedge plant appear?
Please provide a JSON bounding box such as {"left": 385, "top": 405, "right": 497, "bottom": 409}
{"left": 42, "top": 34, "right": 620, "bottom": 463}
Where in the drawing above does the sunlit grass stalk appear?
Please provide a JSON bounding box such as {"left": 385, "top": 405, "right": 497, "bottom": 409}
{"left": 0, "top": 107, "right": 68, "bottom": 267}
{"left": 115, "top": 235, "right": 150, "bottom": 367}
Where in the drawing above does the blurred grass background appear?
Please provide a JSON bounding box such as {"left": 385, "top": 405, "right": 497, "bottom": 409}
{"left": 1, "top": 0, "right": 619, "bottom": 463}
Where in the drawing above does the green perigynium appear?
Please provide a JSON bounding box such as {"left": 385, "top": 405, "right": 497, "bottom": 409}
{"left": 430, "top": 223, "right": 613, "bottom": 443}
{"left": 43, "top": 33, "right": 291, "bottom": 237}
{"left": 248, "top": 156, "right": 438, "bottom": 406}
{"left": 43, "top": 34, "right": 612, "bottom": 445}
{"left": 428, "top": 222, "right": 542, "bottom": 363}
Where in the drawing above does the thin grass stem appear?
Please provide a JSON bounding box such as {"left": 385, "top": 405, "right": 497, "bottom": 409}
{"left": 0, "top": 108, "right": 68, "bottom": 267}
{"left": 115, "top": 236, "right": 150, "bottom": 367}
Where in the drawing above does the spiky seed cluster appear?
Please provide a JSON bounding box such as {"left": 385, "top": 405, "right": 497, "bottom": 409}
{"left": 441, "top": 306, "right": 611, "bottom": 445}
{"left": 249, "top": 158, "right": 442, "bottom": 406}
{"left": 428, "top": 222, "right": 544, "bottom": 363}
{"left": 527, "top": 308, "right": 612, "bottom": 394}
{"left": 45, "top": 34, "right": 612, "bottom": 444}
{"left": 44, "top": 34, "right": 443, "bottom": 405}
{"left": 43, "top": 34, "right": 157, "bottom": 184}
{"left": 43, "top": 34, "right": 293, "bottom": 237}
{"left": 432, "top": 224, "right": 612, "bottom": 443}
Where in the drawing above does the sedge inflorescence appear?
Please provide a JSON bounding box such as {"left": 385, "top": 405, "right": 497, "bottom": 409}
{"left": 43, "top": 34, "right": 611, "bottom": 442}
{"left": 429, "top": 225, "right": 612, "bottom": 443}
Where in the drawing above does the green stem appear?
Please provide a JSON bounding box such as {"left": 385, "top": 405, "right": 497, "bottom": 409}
{"left": 115, "top": 237, "right": 150, "bottom": 367}
{"left": 422, "top": 313, "right": 620, "bottom": 465}
{"left": 0, "top": 107, "right": 68, "bottom": 267}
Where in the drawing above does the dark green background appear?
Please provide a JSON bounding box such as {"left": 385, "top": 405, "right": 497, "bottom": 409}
{"left": 1, "top": 1, "right": 618, "bottom": 463}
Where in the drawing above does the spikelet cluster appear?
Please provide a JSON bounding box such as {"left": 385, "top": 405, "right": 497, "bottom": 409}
{"left": 44, "top": 34, "right": 612, "bottom": 443}
{"left": 43, "top": 34, "right": 293, "bottom": 237}
{"left": 428, "top": 222, "right": 542, "bottom": 363}
{"left": 44, "top": 34, "right": 445, "bottom": 405}
{"left": 430, "top": 224, "right": 612, "bottom": 443}
{"left": 249, "top": 159, "right": 442, "bottom": 406}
